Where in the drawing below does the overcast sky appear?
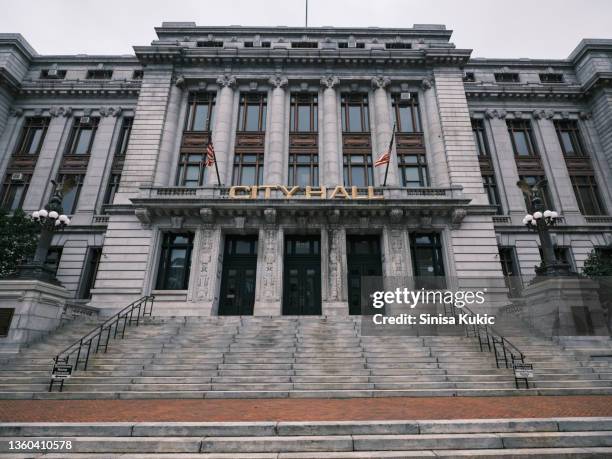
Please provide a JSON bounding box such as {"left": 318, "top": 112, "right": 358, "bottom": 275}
{"left": 1, "top": 0, "right": 610, "bottom": 59}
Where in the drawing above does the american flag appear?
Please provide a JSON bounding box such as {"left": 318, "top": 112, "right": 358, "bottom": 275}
{"left": 374, "top": 151, "right": 390, "bottom": 167}
{"left": 205, "top": 139, "right": 216, "bottom": 167}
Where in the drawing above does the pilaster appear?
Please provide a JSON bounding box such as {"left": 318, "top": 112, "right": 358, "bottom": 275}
{"left": 420, "top": 79, "right": 450, "bottom": 187}
{"left": 212, "top": 75, "right": 236, "bottom": 185}
{"left": 22, "top": 114, "right": 68, "bottom": 212}
{"left": 154, "top": 84, "right": 184, "bottom": 186}
{"left": 264, "top": 75, "right": 288, "bottom": 184}
{"left": 188, "top": 225, "right": 223, "bottom": 316}
{"left": 254, "top": 214, "right": 283, "bottom": 315}
{"left": 371, "top": 77, "right": 398, "bottom": 186}
{"left": 320, "top": 76, "right": 342, "bottom": 187}
{"left": 321, "top": 223, "right": 348, "bottom": 315}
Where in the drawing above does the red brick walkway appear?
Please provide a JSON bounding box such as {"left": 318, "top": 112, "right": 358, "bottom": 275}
{"left": 1, "top": 396, "right": 611, "bottom": 422}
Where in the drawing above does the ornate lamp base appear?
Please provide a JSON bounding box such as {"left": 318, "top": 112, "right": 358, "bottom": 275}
{"left": 13, "top": 262, "right": 62, "bottom": 285}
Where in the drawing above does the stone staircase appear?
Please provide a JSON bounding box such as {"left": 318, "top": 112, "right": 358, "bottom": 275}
{"left": 0, "top": 316, "right": 610, "bottom": 399}
{"left": 1, "top": 418, "right": 612, "bottom": 457}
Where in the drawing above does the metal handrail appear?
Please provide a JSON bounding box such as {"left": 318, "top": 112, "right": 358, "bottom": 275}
{"left": 49, "top": 295, "right": 154, "bottom": 392}
{"left": 443, "top": 301, "right": 533, "bottom": 388}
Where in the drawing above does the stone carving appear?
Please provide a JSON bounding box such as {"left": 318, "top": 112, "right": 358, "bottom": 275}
{"left": 264, "top": 208, "right": 277, "bottom": 224}
{"left": 216, "top": 74, "right": 237, "bottom": 88}
{"left": 533, "top": 109, "right": 555, "bottom": 120}
{"left": 268, "top": 75, "right": 288, "bottom": 89}
{"left": 134, "top": 208, "right": 152, "bottom": 225}
{"left": 175, "top": 75, "right": 185, "bottom": 89}
{"left": 195, "top": 227, "right": 214, "bottom": 301}
{"left": 451, "top": 208, "right": 467, "bottom": 228}
{"left": 83, "top": 108, "right": 93, "bottom": 117}
{"left": 371, "top": 76, "right": 391, "bottom": 89}
{"left": 200, "top": 207, "right": 215, "bottom": 223}
{"left": 327, "top": 209, "right": 341, "bottom": 225}
{"left": 320, "top": 75, "right": 340, "bottom": 89}
{"left": 99, "top": 106, "right": 123, "bottom": 117}
{"left": 388, "top": 229, "right": 406, "bottom": 274}
{"left": 561, "top": 111, "right": 570, "bottom": 119}
{"left": 421, "top": 79, "right": 432, "bottom": 91}
{"left": 484, "top": 109, "right": 507, "bottom": 119}
{"left": 33, "top": 108, "right": 43, "bottom": 117}
{"left": 513, "top": 111, "right": 523, "bottom": 120}
{"left": 8, "top": 107, "right": 23, "bottom": 117}
{"left": 579, "top": 111, "right": 592, "bottom": 120}
{"left": 327, "top": 227, "right": 342, "bottom": 301}
{"left": 389, "top": 208, "right": 403, "bottom": 224}
{"left": 262, "top": 229, "right": 278, "bottom": 301}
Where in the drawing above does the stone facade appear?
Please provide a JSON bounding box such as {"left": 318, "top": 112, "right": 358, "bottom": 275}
{"left": 0, "top": 25, "right": 611, "bottom": 316}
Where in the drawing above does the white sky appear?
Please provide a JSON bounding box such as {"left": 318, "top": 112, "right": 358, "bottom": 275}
{"left": 1, "top": 0, "right": 610, "bottom": 59}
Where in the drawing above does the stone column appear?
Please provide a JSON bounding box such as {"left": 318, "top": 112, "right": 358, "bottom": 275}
{"left": 71, "top": 112, "right": 118, "bottom": 225}
{"left": 320, "top": 76, "right": 342, "bottom": 186}
{"left": 254, "top": 209, "right": 283, "bottom": 315}
{"left": 22, "top": 111, "right": 69, "bottom": 212}
{"left": 264, "top": 75, "right": 288, "bottom": 184}
{"left": 154, "top": 84, "right": 184, "bottom": 186}
{"left": 381, "top": 222, "right": 413, "bottom": 315}
{"left": 420, "top": 79, "right": 450, "bottom": 188}
{"left": 322, "top": 215, "right": 348, "bottom": 315}
{"left": 532, "top": 111, "right": 581, "bottom": 223}
{"left": 212, "top": 75, "right": 237, "bottom": 185}
{"left": 486, "top": 110, "right": 526, "bottom": 216}
{"left": 187, "top": 220, "right": 223, "bottom": 316}
{"left": 371, "top": 76, "right": 398, "bottom": 186}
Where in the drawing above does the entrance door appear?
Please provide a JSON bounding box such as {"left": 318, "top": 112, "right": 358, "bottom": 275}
{"left": 410, "top": 233, "right": 446, "bottom": 289}
{"left": 347, "top": 235, "right": 383, "bottom": 315}
{"left": 219, "top": 236, "right": 258, "bottom": 316}
{"left": 283, "top": 236, "right": 321, "bottom": 315}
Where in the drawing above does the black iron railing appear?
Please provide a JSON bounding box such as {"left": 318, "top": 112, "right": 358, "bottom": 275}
{"left": 49, "top": 295, "right": 154, "bottom": 392}
{"left": 443, "top": 301, "right": 533, "bottom": 388}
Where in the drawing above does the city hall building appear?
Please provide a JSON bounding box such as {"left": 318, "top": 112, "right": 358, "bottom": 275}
{"left": 1, "top": 23, "right": 612, "bottom": 317}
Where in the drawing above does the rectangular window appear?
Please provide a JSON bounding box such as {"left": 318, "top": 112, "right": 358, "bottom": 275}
{"left": 520, "top": 175, "right": 553, "bottom": 211}
{"left": 197, "top": 40, "right": 223, "bottom": 47}
{"left": 482, "top": 174, "right": 502, "bottom": 214}
{"left": 238, "top": 93, "right": 267, "bottom": 132}
{"left": 289, "top": 152, "right": 319, "bottom": 187}
{"left": 55, "top": 174, "right": 84, "bottom": 215}
{"left": 290, "top": 93, "right": 318, "bottom": 132}
{"left": 185, "top": 93, "right": 216, "bottom": 131}
{"left": 14, "top": 117, "right": 49, "bottom": 155}
{"left": 341, "top": 94, "right": 370, "bottom": 133}
{"left": 176, "top": 154, "right": 206, "bottom": 187}
{"left": 472, "top": 119, "right": 490, "bottom": 156}
{"left": 86, "top": 69, "right": 113, "bottom": 80}
{"left": 385, "top": 42, "right": 412, "bottom": 49}
{"left": 495, "top": 73, "right": 520, "bottom": 83}
{"left": 233, "top": 152, "right": 264, "bottom": 186}
{"left": 392, "top": 93, "right": 421, "bottom": 133}
{"left": 291, "top": 42, "right": 318, "bottom": 48}
{"left": 343, "top": 152, "right": 374, "bottom": 187}
{"left": 463, "top": 72, "right": 476, "bottom": 82}
{"left": 115, "top": 117, "right": 133, "bottom": 157}
{"left": 398, "top": 153, "right": 428, "bottom": 187}
{"left": 0, "top": 308, "right": 14, "bottom": 337}
{"left": 338, "top": 42, "right": 348, "bottom": 48}
{"left": 65, "top": 117, "right": 99, "bottom": 155}
{"left": 79, "top": 247, "right": 102, "bottom": 299}
{"left": 540, "top": 73, "right": 564, "bottom": 84}
{"left": 156, "top": 233, "right": 194, "bottom": 290}
{"left": 0, "top": 174, "right": 31, "bottom": 211}
{"left": 132, "top": 70, "right": 143, "bottom": 80}
{"left": 103, "top": 173, "right": 121, "bottom": 206}
{"left": 508, "top": 120, "right": 538, "bottom": 157}
{"left": 555, "top": 120, "right": 586, "bottom": 157}
{"left": 40, "top": 69, "right": 66, "bottom": 79}
{"left": 410, "top": 233, "right": 446, "bottom": 289}
{"left": 571, "top": 175, "right": 606, "bottom": 215}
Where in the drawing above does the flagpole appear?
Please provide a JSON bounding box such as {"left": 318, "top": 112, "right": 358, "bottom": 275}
{"left": 383, "top": 123, "right": 396, "bottom": 187}
{"left": 208, "top": 130, "right": 222, "bottom": 187}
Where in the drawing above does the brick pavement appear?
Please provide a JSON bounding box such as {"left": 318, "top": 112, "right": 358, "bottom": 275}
{"left": 1, "top": 396, "right": 611, "bottom": 422}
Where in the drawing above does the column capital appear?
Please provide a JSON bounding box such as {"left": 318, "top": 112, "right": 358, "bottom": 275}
{"left": 484, "top": 109, "right": 507, "bottom": 119}
{"left": 371, "top": 76, "right": 391, "bottom": 90}
{"left": 533, "top": 109, "right": 555, "bottom": 120}
{"left": 320, "top": 75, "right": 340, "bottom": 89}
{"left": 421, "top": 78, "right": 433, "bottom": 91}
{"left": 268, "top": 75, "right": 288, "bottom": 89}
{"left": 216, "top": 74, "right": 237, "bottom": 88}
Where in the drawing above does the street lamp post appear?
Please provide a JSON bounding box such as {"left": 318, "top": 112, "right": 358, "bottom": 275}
{"left": 518, "top": 180, "right": 573, "bottom": 276}
{"left": 15, "top": 182, "right": 70, "bottom": 283}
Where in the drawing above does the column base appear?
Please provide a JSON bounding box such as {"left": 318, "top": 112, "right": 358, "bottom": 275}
{"left": 322, "top": 301, "right": 349, "bottom": 316}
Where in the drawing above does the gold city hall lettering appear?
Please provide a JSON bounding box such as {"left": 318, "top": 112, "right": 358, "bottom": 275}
{"left": 228, "top": 185, "right": 384, "bottom": 200}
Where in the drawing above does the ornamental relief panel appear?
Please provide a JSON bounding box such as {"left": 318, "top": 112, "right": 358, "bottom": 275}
{"left": 327, "top": 226, "right": 344, "bottom": 302}
{"left": 195, "top": 226, "right": 215, "bottom": 301}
